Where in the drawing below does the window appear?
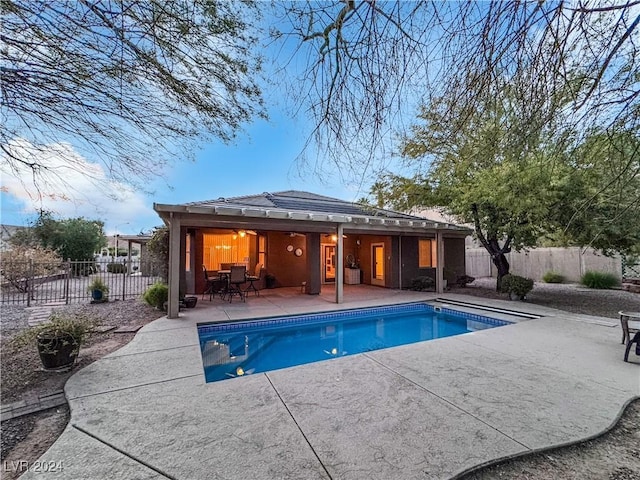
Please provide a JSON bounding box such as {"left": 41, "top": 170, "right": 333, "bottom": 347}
{"left": 258, "top": 235, "right": 267, "bottom": 269}
{"left": 203, "top": 233, "right": 250, "bottom": 270}
{"left": 185, "top": 233, "right": 191, "bottom": 272}
{"left": 418, "top": 239, "right": 437, "bottom": 268}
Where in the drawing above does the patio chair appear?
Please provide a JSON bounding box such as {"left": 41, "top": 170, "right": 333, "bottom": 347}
{"left": 624, "top": 331, "right": 640, "bottom": 362}
{"left": 202, "top": 265, "right": 216, "bottom": 300}
{"left": 619, "top": 311, "right": 640, "bottom": 344}
{"left": 244, "top": 263, "right": 263, "bottom": 297}
{"left": 226, "top": 265, "right": 246, "bottom": 303}
{"left": 202, "top": 265, "right": 226, "bottom": 301}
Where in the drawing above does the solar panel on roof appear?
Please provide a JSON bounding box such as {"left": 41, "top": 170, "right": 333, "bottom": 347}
{"left": 269, "top": 196, "right": 416, "bottom": 219}
{"left": 186, "top": 191, "right": 423, "bottom": 220}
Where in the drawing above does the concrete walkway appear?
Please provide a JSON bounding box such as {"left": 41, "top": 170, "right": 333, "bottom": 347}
{"left": 22, "top": 287, "right": 640, "bottom": 480}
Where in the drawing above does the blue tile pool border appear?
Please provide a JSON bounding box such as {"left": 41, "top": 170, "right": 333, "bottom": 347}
{"left": 197, "top": 302, "right": 511, "bottom": 336}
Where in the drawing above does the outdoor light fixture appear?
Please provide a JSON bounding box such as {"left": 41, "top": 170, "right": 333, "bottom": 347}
{"left": 238, "top": 230, "right": 246, "bottom": 238}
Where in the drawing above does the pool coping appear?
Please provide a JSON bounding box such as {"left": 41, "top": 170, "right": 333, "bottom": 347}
{"left": 20, "top": 291, "right": 640, "bottom": 480}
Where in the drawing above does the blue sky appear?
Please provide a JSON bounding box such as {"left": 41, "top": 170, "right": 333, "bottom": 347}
{"left": 0, "top": 3, "right": 420, "bottom": 235}
{"left": 0, "top": 6, "right": 386, "bottom": 237}
{"left": 0, "top": 57, "right": 382, "bottom": 237}
{"left": 0, "top": 105, "right": 369, "bottom": 235}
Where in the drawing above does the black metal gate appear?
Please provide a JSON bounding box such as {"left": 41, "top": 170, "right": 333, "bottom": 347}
{"left": 1, "top": 259, "right": 164, "bottom": 306}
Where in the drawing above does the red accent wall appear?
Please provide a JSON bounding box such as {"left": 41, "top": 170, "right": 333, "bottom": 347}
{"left": 266, "top": 233, "right": 307, "bottom": 287}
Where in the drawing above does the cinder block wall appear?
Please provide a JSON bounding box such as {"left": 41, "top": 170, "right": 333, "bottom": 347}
{"left": 466, "top": 247, "right": 622, "bottom": 282}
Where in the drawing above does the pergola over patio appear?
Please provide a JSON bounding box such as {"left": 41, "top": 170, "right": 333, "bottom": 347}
{"left": 154, "top": 191, "right": 471, "bottom": 318}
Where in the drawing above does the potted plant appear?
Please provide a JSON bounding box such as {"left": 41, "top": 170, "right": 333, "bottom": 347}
{"left": 87, "top": 278, "right": 109, "bottom": 303}
{"left": 265, "top": 274, "right": 276, "bottom": 289}
{"left": 11, "top": 312, "right": 96, "bottom": 371}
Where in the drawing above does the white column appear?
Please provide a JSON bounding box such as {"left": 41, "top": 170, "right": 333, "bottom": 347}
{"left": 336, "top": 224, "right": 344, "bottom": 304}
{"left": 436, "top": 231, "right": 445, "bottom": 294}
{"left": 167, "top": 213, "right": 182, "bottom": 318}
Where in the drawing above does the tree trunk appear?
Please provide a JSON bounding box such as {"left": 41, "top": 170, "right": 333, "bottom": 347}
{"left": 493, "top": 253, "right": 510, "bottom": 292}
{"left": 470, "top": 203, "right": 512, "bottom": 291}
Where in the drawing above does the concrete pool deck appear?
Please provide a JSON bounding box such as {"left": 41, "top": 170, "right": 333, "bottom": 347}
{"left": 22, "top": 287, "right": 640, "bottom": 480}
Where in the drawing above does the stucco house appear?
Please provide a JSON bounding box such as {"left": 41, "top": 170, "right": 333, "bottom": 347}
{"left": 154, "top": 190, "right": 471, "bottom": 318}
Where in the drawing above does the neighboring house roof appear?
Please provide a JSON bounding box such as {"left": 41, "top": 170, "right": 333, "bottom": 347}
{"left": 155, "top": 190, "right": 471, "bottom": 235}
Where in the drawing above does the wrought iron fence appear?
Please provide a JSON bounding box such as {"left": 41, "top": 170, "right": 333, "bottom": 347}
{"left": 0, "top": 259, "right": 165, "bottom": 306}
{"left": 622, "top": 255, "right": 640, "bottom": 279}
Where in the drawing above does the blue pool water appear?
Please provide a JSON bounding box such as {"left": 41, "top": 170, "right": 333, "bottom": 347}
{"left": 197, "top": 303, "right": 510, "bottom": 383}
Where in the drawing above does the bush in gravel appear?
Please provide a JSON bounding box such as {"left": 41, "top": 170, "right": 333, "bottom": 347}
{"left": 581, "top": 271, "right": 619, "bottom": 289}
{"left": 542, "top": 271, "right": 564, "bottom": 283}
{"left": 500, "top": 274, "right": 534, "bottom": 300}
{"left": 143, "top": 282, "right": 168, "bottom": 310}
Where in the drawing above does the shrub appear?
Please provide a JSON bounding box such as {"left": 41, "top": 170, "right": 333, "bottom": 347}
{"left": 410, "top": 276, "right": 435, "bottom": 291}
{"left": 107, "top": 263, "right": 127, "bottom": 274}
{"left": 581, "top": 271, "right": 619, "bottom": 289}
{"left": 542, "top": 271, "right": 564, "bottom": 283}
{"left": 143, "top": 282, "right": 169, "bottom": 310}
{"left": 501, "top": 274, "right": 534, "bottom": 299}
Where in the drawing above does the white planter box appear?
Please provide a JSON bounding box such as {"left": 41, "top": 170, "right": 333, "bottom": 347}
{"left": 345, "top": 268, "right": 361, "bottom": 284}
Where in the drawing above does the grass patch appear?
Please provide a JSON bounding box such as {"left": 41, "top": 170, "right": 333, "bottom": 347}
{"left": 542, "top": 271, "right": 564, "bottom": 283}
{"left": 581, "top": 271, "right": 619, "bottom": 289}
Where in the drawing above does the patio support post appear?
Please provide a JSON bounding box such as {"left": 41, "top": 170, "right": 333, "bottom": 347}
{"left": 436, "top": 231, "right": 445, "bottom": 294}
{"left": 336, "top": 223, "right": 344, "bottom": 304}
{"left": 167, "top": 212, "right": 182, "bottom": 318}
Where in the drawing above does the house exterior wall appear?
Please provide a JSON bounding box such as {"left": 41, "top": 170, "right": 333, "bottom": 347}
{"left": 357, "top": 235, "right": 394, "bottom": 287}
{"left": 400, "top": 236, "right": 436, "bottom": 289}
{"left": 266, "top": 232, "right": 307, "bottom": 288}
{"left": 444, "top": 237, "right": 466, "bottom": 283}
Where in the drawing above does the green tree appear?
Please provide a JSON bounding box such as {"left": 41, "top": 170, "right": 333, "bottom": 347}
{"left": 373, "top": 106, "right": 640, "bottom": 289}
{"left": 32, "top": 213, "right": 106, "bottom": 261}
{"left": 555, "top": 129, "right": 640, "bottom": 254}
{"left": 147, "top": 226, "right": 169, "bottom": 282}
{"left": 2, "top": 0, "right": 265, "bottom": 192}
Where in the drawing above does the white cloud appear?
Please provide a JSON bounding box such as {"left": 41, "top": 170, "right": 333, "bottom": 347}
{"left": 1, "top": 138, "right": 159, "bottom": 234}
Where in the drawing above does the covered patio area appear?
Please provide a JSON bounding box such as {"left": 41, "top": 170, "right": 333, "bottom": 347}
{"left": 155, "top": 190, "right": 471, "bottom": 318}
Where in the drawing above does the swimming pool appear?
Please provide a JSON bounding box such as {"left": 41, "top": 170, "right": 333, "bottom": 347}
{"left": 197, "top": 302, "right": 511, "bottom": 383}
